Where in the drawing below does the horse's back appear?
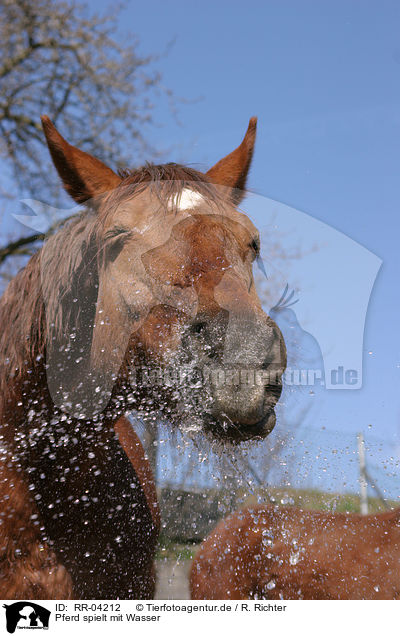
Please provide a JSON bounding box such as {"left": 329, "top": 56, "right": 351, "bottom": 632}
{"left": 190, "top": 505, "right": 400, "bottom": 600}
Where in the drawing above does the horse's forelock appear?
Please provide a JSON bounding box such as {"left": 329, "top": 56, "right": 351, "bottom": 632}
{"left": 102, "top": 162, "right": 225, "bottom": 223}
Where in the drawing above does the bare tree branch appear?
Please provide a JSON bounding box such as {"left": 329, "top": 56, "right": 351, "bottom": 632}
{"left": 0, "top": 0, "right": 176, "bottom": 282}
{"left": 0, "top": 0, "right": 169, "bottom": 203}
{"left": 0, "top": 232, "right": 44, "bottom": 266}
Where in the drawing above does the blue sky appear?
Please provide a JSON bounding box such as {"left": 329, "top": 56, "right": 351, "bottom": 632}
{"left": 4, "top": 0, "right": 400, "bottom": 496}
{"left": 86, "top": 0, "right": 400, "bottom": 495}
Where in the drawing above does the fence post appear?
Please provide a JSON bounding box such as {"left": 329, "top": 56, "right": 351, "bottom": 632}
{"left": 357, "top": 432, "right": 368, "bottom": 515}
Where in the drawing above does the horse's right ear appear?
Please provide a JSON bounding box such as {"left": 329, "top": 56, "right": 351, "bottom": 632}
{"left": 41, "top": 116, "right": 121, "bottom": 205}
{"left": 206, "top": 117, "right": 257, "bottom": 204}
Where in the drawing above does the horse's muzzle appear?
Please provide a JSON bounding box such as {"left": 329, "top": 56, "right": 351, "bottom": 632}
{"left": 180, "top": 311, "right": 287, "bottom": 442}
{"left": 204, "top": 363, "right": 284, "bottom": 442}
{"left": 203, "top": 406, "right": 277, "bottom": 443}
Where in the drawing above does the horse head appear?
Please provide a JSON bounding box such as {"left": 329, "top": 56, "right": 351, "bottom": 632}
{"left": 40, "top": 116, "right": 286, "bottom": 442}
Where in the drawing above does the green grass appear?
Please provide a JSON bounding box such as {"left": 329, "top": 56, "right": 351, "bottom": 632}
{"left": 239, "top": 485, "right": 397, "bottom": 514}
{"left": 156, "top": 535, "right": 198, "bottom": 561}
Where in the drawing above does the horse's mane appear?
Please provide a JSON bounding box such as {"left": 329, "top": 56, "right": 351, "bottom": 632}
{"left": 0, "top": 162, "right": 223, "bottom": 394}
{"left": 0, "top": 214, "right": 99, "bottom": 393}
{"left": 0, "top": 250, "right": 44, "bottom": 391}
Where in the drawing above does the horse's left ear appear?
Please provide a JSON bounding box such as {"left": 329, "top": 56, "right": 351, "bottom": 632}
{"left": 41, "top": 115, "right": 122, "bottom": 205}
{"left": 206, "top": 117, "right": 257, "bottom": 204}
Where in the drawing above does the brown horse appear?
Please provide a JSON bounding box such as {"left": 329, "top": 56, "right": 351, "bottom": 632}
{"left": 190, "top": 503, "right": 400, "bottom": 600}
{"left": 0, "top": 117, "right": 286, "bottom": 599}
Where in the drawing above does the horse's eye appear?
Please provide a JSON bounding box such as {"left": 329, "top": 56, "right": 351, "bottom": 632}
{"left": 106, "top": 239, "right": 125, "bottom": 263}
{"left": 104, "top": 230, "right": 129, "bottom": 263}
{"left": 250, "top": 238, "right": 260, "bottom": 256}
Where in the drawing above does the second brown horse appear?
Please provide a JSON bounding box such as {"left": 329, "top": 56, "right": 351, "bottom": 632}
{"left": 190, "top": 504, "right": 400, "bottom": 599}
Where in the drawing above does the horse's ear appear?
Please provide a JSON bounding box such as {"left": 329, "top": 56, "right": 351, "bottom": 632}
{"left": 206, "top": 117, "right": 257, "bottom": 204}
{"left": 41, "top": 115, "right": 121, "bottom": 205}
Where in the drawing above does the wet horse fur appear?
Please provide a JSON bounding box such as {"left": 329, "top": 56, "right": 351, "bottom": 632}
{"left": 0, "top": 117, "right": 286, "bottom": 598}
{"left": 190, "top": 504, "right": 400, "bottom": 600}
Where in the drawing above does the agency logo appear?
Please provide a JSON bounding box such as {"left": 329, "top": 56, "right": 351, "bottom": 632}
{"left": 3, "top": 603, "right": 50, "bottom": 634}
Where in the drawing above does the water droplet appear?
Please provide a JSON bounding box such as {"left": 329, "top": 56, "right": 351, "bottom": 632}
{"left": 289, "top": 551, "right": 300, "bottom": 566}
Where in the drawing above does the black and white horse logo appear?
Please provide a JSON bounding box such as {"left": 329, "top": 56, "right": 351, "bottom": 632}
{"left": 3, "top": 602, "right": 50, "bottom": 633}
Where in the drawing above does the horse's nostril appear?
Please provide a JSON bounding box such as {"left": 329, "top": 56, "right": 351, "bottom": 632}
{"left": 208, "top": 349, "right": 218, "bottom": 360}
{"left": 190, "top": 321, "right": 207, "bottom": 335}
{"left": 189, "top": 321, "right": 222, "bottom": 361}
